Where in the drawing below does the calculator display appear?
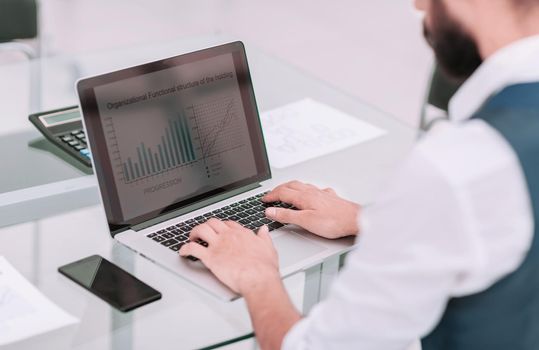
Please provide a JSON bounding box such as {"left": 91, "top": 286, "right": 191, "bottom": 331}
{"left": 40, "top": 109, "right": 80, "bottom": 126}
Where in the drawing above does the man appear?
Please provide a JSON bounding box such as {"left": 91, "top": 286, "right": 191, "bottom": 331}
{"left": 180, "top": 0, "right": 539, "bottom": 348}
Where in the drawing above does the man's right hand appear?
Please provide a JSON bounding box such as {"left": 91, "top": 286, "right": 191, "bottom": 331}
{"left": 263, "top": 181, "right": 361, "bottom": 239}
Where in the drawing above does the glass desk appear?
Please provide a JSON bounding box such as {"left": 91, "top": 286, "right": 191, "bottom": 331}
{"left": 0, "top": 35, "right": 417, "bottom": 349}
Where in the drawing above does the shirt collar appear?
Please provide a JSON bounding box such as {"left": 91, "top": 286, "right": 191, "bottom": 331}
{"left": 449, "top": 34, "right": 539, "bottom": 122}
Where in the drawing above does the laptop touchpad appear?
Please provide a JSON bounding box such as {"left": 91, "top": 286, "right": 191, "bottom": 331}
{"left": 273, "top": 233, "right": 327, "bottom": 268}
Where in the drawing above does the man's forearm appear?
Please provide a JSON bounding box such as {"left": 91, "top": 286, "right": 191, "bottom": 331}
{"left": 243, "top": 274, "right": 302, "bottom": 350}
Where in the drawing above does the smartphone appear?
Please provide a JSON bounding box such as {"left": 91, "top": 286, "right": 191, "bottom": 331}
{"left": 58, "top": 255, "right": 161, "bottom": 312}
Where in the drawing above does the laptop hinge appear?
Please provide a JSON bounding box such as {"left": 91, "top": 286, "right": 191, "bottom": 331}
{"left": 131, "top": 183, "right": 262, "bottom": 232}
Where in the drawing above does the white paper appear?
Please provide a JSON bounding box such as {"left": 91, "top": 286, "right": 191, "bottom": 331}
{"left": 261, "top": 98, "right": 387, "bottom": 169}
{"left": 0, "top": 257, "right": 78, "bottom": 346}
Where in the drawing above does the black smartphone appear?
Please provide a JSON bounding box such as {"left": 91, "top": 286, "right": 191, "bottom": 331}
{"left": 58, "top": 255, "right": 161, "bottom": 312}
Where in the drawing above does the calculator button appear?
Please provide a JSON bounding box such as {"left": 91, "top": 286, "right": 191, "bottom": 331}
{"left": 81, "top": 138, "right": 87, "bottom": 143}
{"left": 79, "top": 149, "right": 91, "bottom": 159}
{"left": 74, "top": 145, "right": 84, "bottom": 151}
{"left": 61, "top": 135, "right": 73, "bottom": 142}
{"left": 68, "top": 140, "right": 79, "bottom": 146}
{"left": 75, "top": 133, "right": 85, "bottom": 139}
{"left": 71, "top": 130, "right": 81, "bottom": 135}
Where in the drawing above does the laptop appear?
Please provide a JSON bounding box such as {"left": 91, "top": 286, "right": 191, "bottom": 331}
{"left": 76, "top": 41, "right": 354, "bottom": 300}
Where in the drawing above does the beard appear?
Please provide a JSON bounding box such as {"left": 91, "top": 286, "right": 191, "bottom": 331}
{"left": 423, "top": 1, "right": 483, "bottom": 81}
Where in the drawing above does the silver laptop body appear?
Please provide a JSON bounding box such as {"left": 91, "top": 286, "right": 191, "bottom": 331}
{"left": 76, "top": 42, "right": 354, "bottom": 300}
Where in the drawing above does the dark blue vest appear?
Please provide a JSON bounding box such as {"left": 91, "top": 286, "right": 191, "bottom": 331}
{"left": 422, "top": 82, "right": 539, "bottom": 350}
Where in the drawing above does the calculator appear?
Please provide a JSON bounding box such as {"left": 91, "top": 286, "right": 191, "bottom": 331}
{"left": 29, "top": 106, "right": 92, "bottom": 168}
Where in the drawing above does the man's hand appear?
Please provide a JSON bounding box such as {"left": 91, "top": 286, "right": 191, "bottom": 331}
{"left": 179, "top": 218, "right": 301, "bottom": 350}
{"left": 178, "top": 219, "right": 280, "bottom": 295}
{"left": 264, "top": 180, "right": 361, "bottom": 239}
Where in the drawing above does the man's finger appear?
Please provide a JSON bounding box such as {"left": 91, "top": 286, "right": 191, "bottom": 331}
{"left": 223, "top": 220, "right": 243, "bottom": 230}
{"left": 179, "top": 242, "right": 210, "bottom": 262}
{"left": 205, "top": 218, "right": 228, "bottom": 233}
{"left": 262, "top": 183, "right": 292, "bottom": 202}
{"left": 257, "top": 225, "right": 272, "bottom": 242}
{"left": 263, "top": 181, "right": 301, "bottom": 200}
{"left": 265, "top": 207, "right": 309, "bottom": 226}
{"left": 285, "top": 180, "right": 319, "bottom": 192}
{"left": 190, "top": 224, "right": 218, "bottom": 245}
{"left": 323, "top": 188, "right": 337, "bottom": 195}
{"left": 263, "top": 187, "right": 304, "bottom": 207}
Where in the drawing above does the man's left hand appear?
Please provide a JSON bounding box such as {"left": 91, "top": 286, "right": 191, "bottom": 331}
{"left": 178, "top": 219, "right": 280, "bottom": 295}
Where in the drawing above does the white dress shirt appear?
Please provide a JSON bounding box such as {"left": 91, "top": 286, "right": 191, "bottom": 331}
{"left": 283, "top": 34, "right": 539, "bottom": 350}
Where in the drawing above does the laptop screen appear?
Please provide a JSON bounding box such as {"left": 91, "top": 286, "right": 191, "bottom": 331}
{"left": 77, "top": 42, "right": 271, "bottom": 231}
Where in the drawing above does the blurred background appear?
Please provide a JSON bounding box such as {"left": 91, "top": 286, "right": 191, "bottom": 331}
{"left": 1, "top": 0, "right": 433, "bottom": 127}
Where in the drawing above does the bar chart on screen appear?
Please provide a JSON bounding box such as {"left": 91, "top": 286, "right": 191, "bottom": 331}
{"left": 103, "top": 111, "right": 198, "bottom": 184}
{"left": 104, "top": 96, "right": 247, "bottom": 185}
{"left": 122, "top": 115, "right": 196, "bottom": 183}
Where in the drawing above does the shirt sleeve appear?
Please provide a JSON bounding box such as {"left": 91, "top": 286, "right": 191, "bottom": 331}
{"left": 282, "top": 143, "right": 484, "bottom": 350}
{"left": 283, "top": 120, "right": 534, "bottom": 349}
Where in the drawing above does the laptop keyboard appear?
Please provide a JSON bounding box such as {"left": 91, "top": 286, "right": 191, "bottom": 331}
{"left": 145, "top": 191, "right": 295, "bottom": 257}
